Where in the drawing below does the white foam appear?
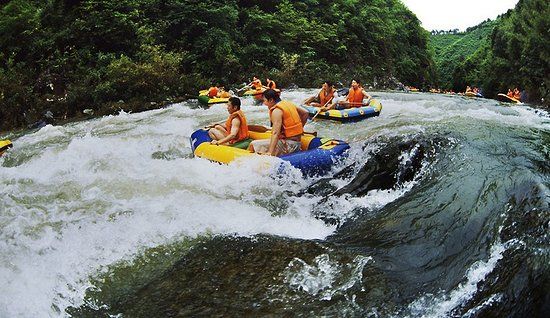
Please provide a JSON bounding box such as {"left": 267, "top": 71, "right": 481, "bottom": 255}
{"left": 283, "top": 254, "right": 373, "bottom": 301}
{"left": 0, "top": 104, "right": 335, "bottom": 316}
{"left": 400, "top": 239, "right": 518, "bottom": 318}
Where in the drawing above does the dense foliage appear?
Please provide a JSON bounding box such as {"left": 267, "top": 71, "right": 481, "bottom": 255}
{"left": 0, "top": 0, "right": 435, "bottom": 131}
{"left": 429, "top": 20, "right": 497, "bottom": 90}
{"left": 430, "top": 0, "right": 549, "bottom": 105}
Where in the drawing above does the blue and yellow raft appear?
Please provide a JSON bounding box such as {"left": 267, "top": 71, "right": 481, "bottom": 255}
{"left": 0, "top": 139, "right": 13, "bottom": 156}
{"left": 190, "top": 125, "right": 350, "bottom": 175}
{"left": 302, "top": 99, "right": 382, "bottom": 122}
{"left": 197, "top": 89, "right": 229, "bottom": 106}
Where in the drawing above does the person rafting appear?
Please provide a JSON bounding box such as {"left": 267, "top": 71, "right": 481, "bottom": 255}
{"left": 217, "top": 86, "right": 232, "bottom": 98}
{"left": 249, "top": 77, "right": 263, "bottom": 90}
{"left": 507, "top": 88, "right": 514, "bottom": 98}
{"left": 207, "top": 86, "right": 219, "bottom": 98}
{"left": 266, "top": 78, "right": 277, "bottom": 90}
{"left": 248, "top": 89, "right": 309, "bottom": 156}
{"left": 303, "top": 81, "right": 338, "bottom": 109}
{"left": 513, "top": 88, "right": 521, "bottom": 100}
{"left": 334, "top": 79, "right": 371, "bottom": 109}
{"left": 208, "top": 97, "right": 249, "bottom": 145}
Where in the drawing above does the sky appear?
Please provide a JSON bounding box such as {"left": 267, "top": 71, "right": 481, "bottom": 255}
{"left": 400, "top": 0, "right": 518, "bottom": 31}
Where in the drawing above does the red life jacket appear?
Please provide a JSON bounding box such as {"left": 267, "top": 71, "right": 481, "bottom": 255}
{"left": 225, "top": 110, "right": 249, "bottom": 143}
{"left": 269, "top": 101, "right": 304, "bottom": 139}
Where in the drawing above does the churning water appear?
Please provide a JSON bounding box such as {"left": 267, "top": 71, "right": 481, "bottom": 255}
{"left": 1, "top": 91, "right": 548, "bottom": 317}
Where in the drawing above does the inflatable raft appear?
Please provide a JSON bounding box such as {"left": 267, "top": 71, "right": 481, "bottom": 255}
{"left": 496, "top": 93, "right": 523, "bottom": 104}
{"left": 240, "top": 88, "right": 266, "bottom": 104}
{"left": 302, "top": 99, "right": 382, "bottom": 122}
{"left": 241, "top": 88, "right": 265, "bottom": 98}
{"left": 0, "top": 140, "right": 13, "bottom": 156}
{"left": 190, "top": 125, "right": 349, "bottom": 176}
{"left": 465, "top": 91, "right": 483, "bottom": 98}
{"left": 197, "top": 90, "right": 229, "bottom": 106}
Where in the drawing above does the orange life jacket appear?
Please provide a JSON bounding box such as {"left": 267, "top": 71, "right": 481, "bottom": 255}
{"left": 267, "top": 80, "right": 277, "bottom": 89}
{"left": 219, "top": 91, "right": 231, "bottom": 98}
{"left": 225, "top": 110, "right": 249, "bottom": 144}
{"left": 252, "top": 79, "right": 262, "bottom": 90}
{"left": 208, "top": 87, "right": 218, "bottom": 98}
{"left": 507, "top": 91, "right": 514, "bottom": 98}
{"left": 269, "top": 101, "right": 304, "bottom": 139}
{"left": 319, "top": 88, "right": 335, "bottom": 106}
{"left": 347, "top": 87, "right": 364, "bottom": 105}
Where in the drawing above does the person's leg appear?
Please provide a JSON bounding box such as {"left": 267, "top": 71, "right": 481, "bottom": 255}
{"left": 277, "top": 139, "right": 302, "bottom": 156}
{"left": 209, "top": 126, "right": 227, "bottom": 140}
{"left": 248, "top": 139, "right": 270, "bottom": 153}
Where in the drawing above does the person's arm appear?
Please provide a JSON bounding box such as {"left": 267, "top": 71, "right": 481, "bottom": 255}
{"left": 266, "top": 109, "right": 283, "bottom": 156}
{"left": 297, "top": 105, "right": 310, "bottom": 126}
{"left": 212, "top": 118, "right": 240, "bottom": 145}
{"left": 303, "top": 96, "right": 315, "bottom": 106}
{"left": 362, "top": 89, "right": 372, "bottom": 104}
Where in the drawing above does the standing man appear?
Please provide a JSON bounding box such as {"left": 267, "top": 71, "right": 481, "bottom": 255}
{"left": 249, "top": 89, "right": 309, "bottom": 156}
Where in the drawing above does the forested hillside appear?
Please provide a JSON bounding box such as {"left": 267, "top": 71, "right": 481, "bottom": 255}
{"left": 429, "top": 20, "right": 497, "bottom": 90}
{"left": 430, "top": 0, "right": 549, "bottom": 105}
{"left": 0, "top": 0, "right": 435, "bottom": 131}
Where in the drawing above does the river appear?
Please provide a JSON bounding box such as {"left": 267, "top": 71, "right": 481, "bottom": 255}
{"left": 1, "top": 90, "right": 548, "bottom": 317}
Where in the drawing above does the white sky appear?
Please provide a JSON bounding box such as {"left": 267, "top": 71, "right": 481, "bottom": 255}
{"left": 400, "top": 0, "right": 518, "bottom": 31}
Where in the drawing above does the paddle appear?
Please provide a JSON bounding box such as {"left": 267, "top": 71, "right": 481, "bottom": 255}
{"left": 311, "top": 96, "right": 334, "bottom": 121}
{"left": 248, "top": 124, "right": 317, "bottom": 137}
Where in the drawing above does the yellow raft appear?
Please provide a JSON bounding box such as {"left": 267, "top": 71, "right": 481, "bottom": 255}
{"left": 497, "top": 93, "right": 523, "bottom": 104}
{"left": 198, "top": 89, "right": 229, "bottom": 106}
{"left": 0, "top": 140, "right": 13, "bottom": 156}
{"left": 241, "top": 88, "right": 265, "bottom": 98}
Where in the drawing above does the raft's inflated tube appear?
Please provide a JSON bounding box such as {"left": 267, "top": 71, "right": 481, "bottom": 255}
{"left": 465, "top": 91, "right": 483, "bottom": 98}
{"left": 303, "top": 99, "right": 382, "bottom": 122}
{"left": 497, "top": 93, "right": 522, "bottom": 104}
{"left": 197, "top": 89, "right": 230, "bottom": 106}
{"left": 0, "top": 139, "right": 13, "bottom": 156}
{"left": 190, "top": 126, "right": 349, "bottom": 176}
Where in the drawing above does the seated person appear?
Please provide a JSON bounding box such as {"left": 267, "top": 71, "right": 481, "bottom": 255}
{"left": 304, "top": 81, "right": 337, "bottom": 109}
{"left": 208, "top": 97, "right": 249, "bottom": 145}
{"left": 266, "top": 78, "right": 277, "bottom": 90}
{"left": 507, "top": 88, "right": 514, "bottom": 98}
{"left": 249, "top": 77, "right": 263, "bottom": 90}
{"left": 331, "top": 79, "right": 371, "bottom": 109}
{"left": 465, "top": 86, "right": 473, "bottom": 93}
{"left": 217, "top": 86, "right": 232, "bottom": 98}
{"left": 207, "top": 86, "right": 219, "bottom": 98}
{"left": 248, "top": 89, "right": 309, "bottom": 156}
{"left": 513, "top": 88, "right": 521, "bottom": 100}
